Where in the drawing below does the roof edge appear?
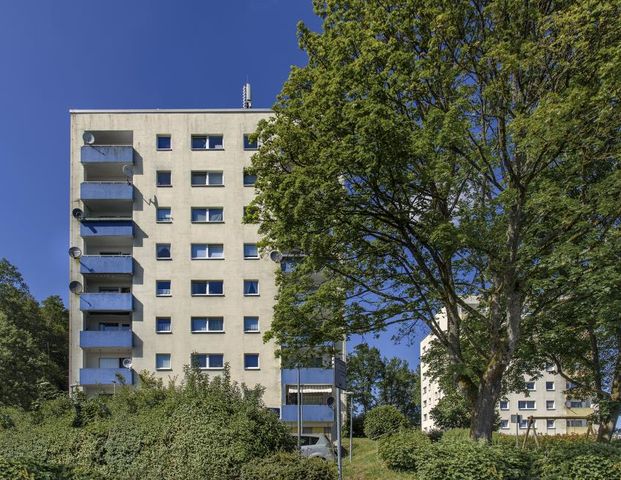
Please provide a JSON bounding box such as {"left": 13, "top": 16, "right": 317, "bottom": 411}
{"left": 70, "top": 108, "right": 274, "bottom": 114}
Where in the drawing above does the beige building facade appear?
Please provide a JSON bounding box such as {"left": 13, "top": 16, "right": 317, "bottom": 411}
{"left": 68, "top": 109, "right": 338, "bottom": 434}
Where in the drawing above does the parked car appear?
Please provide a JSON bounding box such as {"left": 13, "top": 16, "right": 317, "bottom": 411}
{"left": 294, "top": 434, "right": 336, "bottom": 461}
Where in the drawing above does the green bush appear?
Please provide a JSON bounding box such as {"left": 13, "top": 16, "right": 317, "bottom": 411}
{"left": 416, "top": 441, "right": 534, "bottom": 480}
{"left": 363, "top": 405, "right": 407, "bottom": 440}
{"left": 439, "top": 428, "right": 471, "bottom": 443}
{"left": 240, "top": 452, "right": 336, "bottom": 480}
{"left": 377, "top": 429, "right": 431, "bottom": 471}
{"left": 536, "top": 442, "right": 621, "bottom": 479}
{"left": 0, "top": 367, "right": 295, "bottom": 480}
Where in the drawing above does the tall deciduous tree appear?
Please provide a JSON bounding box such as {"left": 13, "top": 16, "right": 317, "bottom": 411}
{"left": 253, "top": 0, "right": 621, "bottom": 440}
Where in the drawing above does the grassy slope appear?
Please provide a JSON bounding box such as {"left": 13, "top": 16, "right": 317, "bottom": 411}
{"left": 342, "top": 438, "right": 416, "bottom": 480}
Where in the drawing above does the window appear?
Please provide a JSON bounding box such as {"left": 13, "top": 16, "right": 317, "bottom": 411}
{"left": 99, "top": 322, "right": 130, "bottom": 331}
{"left": 500, "top": 420, "right": 509, "bottom": 429}
{"left": 566, "top": 381, "right": 576, "bottom": 390}
{"left": 244, "top": 353, "right": 259, "bottom": 370}
{"left": 518, "top": 400, "right": 536, "bottom": 410}
{"left": 243, "top": 134, "right": 258, "bottom": 150}
{"left": 244, "top": 316, "right": 259, "bottom": 333}
{"left": 156, "top": 171, "right": 172, "bottom": 186}
{"left": 192, "top": 353, "right": 224, "bottom": 370}
{"left": 156, "top": 207, "right": 172, "bottom": 223}
{"left": 156, "top": 280, "right": 171, "bottom": 296}
{"left": 191, "top": 135, "right": 224, "bottom": 150}
{"left": 525, "top": 381, "right": 536, "bottom": 391}
{"left": 243, "top": 243, "right": 259, "bottom": 259}
{"left": 156, "top": 135, "right": 171, "bottom": 150}
{"left": 191, "top": 171, "right": 224, "bottom": 186}
{"left": 191, "top": 244, "right": 224, "bottom": 259}
{"left": 569, "top": 400, "right": 586, "bottom": 408}
{"left": 546, "top": 400, "right": 556, "bottom": 410}
{"left": 156, "top": 243, "right": 171, "bottom": 260}
{"left": 567, "top": 419, "right": 586, "bottom": 427}
{"left": 191, "top": 280, "right": 224, "bottom": 296}
{"left": 156, "top": 317, "right": 171, "bottom": 333}
{"left": 281, "top": 257, "right": 299, "bottom": 273}
{"left": 546, "top": 419, "right": 556, "bottom": 429}
{"left": 191, "top": 317, "right": 224, "bottom": 333}
{"left": 243, "top": 170, "right": 257, "bottom": 186}
{"left": 244, "top": 280, "right": 259, "bottom": 296}
{"left": 499, "top": 400, "right": 509, "bottom": 411}
{"left": 156, "top": 353, "right": 171, "bottom": 370}
{"left": 546, "top": 381, "right": 555, "bottom": 391}
{"left": 519, "top": 419, "right": 529, "bottom": 429}
{"left": 191, "top": 207, "right": 224, "bottom": 223}
{"left": 243, "top": 205, "right": 259, "bottom": 223}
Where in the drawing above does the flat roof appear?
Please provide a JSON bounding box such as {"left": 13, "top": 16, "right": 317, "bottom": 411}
{"left": 70, "top": 108, "right": 273, "bottom": 114}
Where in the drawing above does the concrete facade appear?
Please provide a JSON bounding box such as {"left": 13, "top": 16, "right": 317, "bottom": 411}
{"left": 69, "top": 109, "right": 338, "bottom": 434}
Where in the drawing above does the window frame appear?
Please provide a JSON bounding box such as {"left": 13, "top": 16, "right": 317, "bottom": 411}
{"left": 155, "top": 317, "right": 172, "bottom": 334}
{"left": 546, "top": 400, "right": 556, "bottom": 410}
{"left": 191, "top": 316, "right": 225, "bottom": 333}
{"left": 155, "top": 353, "right": 172, "bottom": 371}
{"left": 156, "top": 170, "right": 172, "bottom": 187}
{"left": 191, "top": 207, "right": 224, "bottom": 223}
{"left": 500, "top": 419, "right": 509, "bottom": 430}
{"left": 243, "top": 169, "right": 257, "bottom": 186}
{"left": 190, "top": 243, "right": 224, "bottom": 260}
{"left": 243, "top": 316, "right": 260, "bottom": 333}
{"left": 545, "top": 381, "right": 555, "bottom": 391}
{"left": 191, "top": 280, "right": 224, "bottom": 297}
{"left": 244, "top": 353, "right": 260, "bottom": 370}
{"left": 518, "top": 400, "right": 536, "bottom": 410}
{"left": 243, "top": 279, "right": 260, "bottom": 296}
{"left": 243, "top": 134, "right": 258, "bottom": 150}
{"left": 243, "top": 243, "right": 259, "bottom": 259}
{"left": 156, "top": 207, "right": 172, "bottom": 223}
{"left": 190, "top": 170, "right": 224, "bottom": 187}
{"left": 525, "top": 381, "right": 536, "bottom": 391}
{"left": 191, "top": 134, "right": 224, "bottom": 150}
{"left": 499, "top": 400, "right": 509, "bottom": 411}
{"left": 156, "top": 243, "right": 172, "bottom": 260}
{"left": 192, "top": 353, "right": 225, "bottom": 370}
{"left": 546, "top": 419, "right": 556, "bottom": 429}
{"left": 156, "top": 135, "right": 172, "bottom": 151}
{"left": 156, "top": 280, "right": 172, "bottom": 297}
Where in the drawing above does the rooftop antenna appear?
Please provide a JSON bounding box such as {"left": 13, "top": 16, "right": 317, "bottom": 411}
{"left": 242, "top": 82, "right": 252, "bottom": 109}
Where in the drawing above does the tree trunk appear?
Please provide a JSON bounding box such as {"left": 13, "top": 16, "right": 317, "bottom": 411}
{"left": 470, "top": 358, "right": 505, "bottom": 442}
{"left": 597, "top": 349, "right": 621, "bottom": 442}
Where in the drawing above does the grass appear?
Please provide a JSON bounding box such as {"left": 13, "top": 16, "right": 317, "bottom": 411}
{"left": 342, "top": 437, "right": 416, "bottom": 480}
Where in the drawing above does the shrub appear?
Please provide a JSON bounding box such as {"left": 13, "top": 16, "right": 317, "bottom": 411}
{"left": 240, "top": 452, "right": 337, "bottom": 480}
{"left": 536, "top": 441, "right": 621, "bottom": 479}
{"left": 439, "top": 428, "right": 471, "bottom": 443}
{"left": 363, "top": 405, "right": 407, "bottom": 440}
{"left": 416, "top": 441, "right": 534, "bottom": 480}
{"left": 378, "top": 429, "right": 431, "bottom": 471}
{"left": 426, "top": 429, "right": 443, "bottom": 442}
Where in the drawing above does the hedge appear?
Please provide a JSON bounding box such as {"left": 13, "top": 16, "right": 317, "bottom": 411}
{"left": 378, "top": 429, "right": 431, "bottom": 471}
{"left": 363, "top": 405, "right": 407, "bottom": 440}
{"left": 240, "top": 452, "right": 337, "bottom": 480}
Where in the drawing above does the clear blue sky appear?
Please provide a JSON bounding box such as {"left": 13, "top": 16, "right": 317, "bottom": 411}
{"left": 0, "top": 0, "right": 422, "bottom": 367}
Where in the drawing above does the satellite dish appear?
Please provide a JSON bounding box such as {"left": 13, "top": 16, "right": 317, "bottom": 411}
{"left": 326, "top": 396, "right": 335, "bottom": 407}
{"left": 82, "top": 132, "right": 95, "bottom": 145}
{"left": 270, "top": 251, "right": 283, "bottom": 263}
{"left": 122, "top": 358, "right": 133, "bottom": 369}
{"left": 72, "top": 208, "right": 84, "bottom": 220}
{"left": 122, "top": 165, "right": 134, "bottom": 177}
{"left": 68, "top": 247, "right": 82, "bottom": 259}
{"left": 69, "top": 281, "right": 83, "bottom": 294}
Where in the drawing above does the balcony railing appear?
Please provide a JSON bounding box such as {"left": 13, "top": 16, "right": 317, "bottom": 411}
{"left": 80, "top": 368, "right": 133, "bottom": 385}
{"left": 80, "top": 220, "right": 134, "bottom": 238}
{"left": 81, "top": 182, "right": 133, "bottom": 202}
{"left": 80, "top": 293, "right": 133, "bottom": 312}
{"left": 80, "top": 330, "right": 133, "bottom": 349}
{"left": 281, "top": 405, "right": 334, "bottom": 423}
{"left": 80, "top": 255, "right": 133, "bottom": 275}
{"left": 281, "top": 368, "right": 334, "bottom": 385}
{"left": 81, "top": 145, "right": 134, "bottom": 164}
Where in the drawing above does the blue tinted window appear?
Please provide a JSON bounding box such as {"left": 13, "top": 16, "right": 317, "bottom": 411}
{"left": 157, "top": 208, "right": 172, "bottom": 222}
{"left": 157, "top": 171, "right": 171, "bottom": 186}
{"left": 243, "top": 134, "right": 258, "bottom": 149}
{"left": 192, "top": 136, "right": 207, "bottom": 149}
{"left": 191, "top": 318, "right": 208, "bottom": 331}
{"left": 209, "top": 281, "right": 223, "bottom": 295}
{"left": 244, "top": 280, "right": 259, "bottom": 295}
{"left": 156, "top": 281, "right": 171, "bottom": 296}
{"left": 208, "top": 208, "right": 223, "bottom": 222}
{"left": 244, "top": 243, "right": 258, "bottom": 258}
{"left": 157, "top": 135, "right": 171, "bottom": 150}
{"left": 244, "top": 354, "right": 259, "bottom": 369}
{"left": 156, "top": 353, "right": 171, "bottom": 370}
{"left": 244, "top": 316, "right": 259, "bottom": 332}
{"left": 209, "top": 354, "right": 224, "bottom": 368}
{"left": 244, "top": 171, "right": 257, "bottom": 186}
{"left": 156, "top": 317, "right": 171, "bottom": 332}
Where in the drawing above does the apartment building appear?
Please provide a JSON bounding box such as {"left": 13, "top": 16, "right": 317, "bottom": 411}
{"left": 420, "top": 302, "right": 594, "bottom": 435}
{"left": 68, "top": 106, "right": 340, "bottom": 436}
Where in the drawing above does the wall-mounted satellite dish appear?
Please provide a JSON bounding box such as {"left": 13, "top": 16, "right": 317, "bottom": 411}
{"left": 69, "top": 281, "right": 83, "bottom": 295}
{"left": 270, "top": 251, "right": 283, "bottom": 263}
{"left": 82, "top": 132, "right": 95, "bottom": 145}
{"left": 122, "top": 358, "right": 133, "bottom": 369}
{"left": 122, "top": 165, "right": 134, "bottom": 177}
{"left": 72, "top": 208, "right": 84, "bottom": 220}
{"left": 68, "top": 247, "right": 82, "bottom": 259}
{"left": 326, "top": 396, "right": 335, "bottom": 408}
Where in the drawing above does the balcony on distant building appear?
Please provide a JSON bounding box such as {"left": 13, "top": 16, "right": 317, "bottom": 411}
{"left": 80, "top": 293, "right": 133, "bottom": 312}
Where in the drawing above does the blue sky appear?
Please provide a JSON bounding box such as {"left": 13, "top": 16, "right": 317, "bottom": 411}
{"left": 0, "top": 0, "right": 423, "bottom": 367}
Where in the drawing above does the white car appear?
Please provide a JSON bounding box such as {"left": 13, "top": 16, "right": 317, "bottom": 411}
{"left": 295, "top": 434, "right": 336, "bottom": 461}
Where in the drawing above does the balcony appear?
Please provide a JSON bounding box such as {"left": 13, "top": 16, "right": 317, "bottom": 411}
{"left": 80, "top": 330, "right": 133, "bottom": 349}
{"left": 282, "top": 368, "right": 334, "bottom": 385}
{"left": 80, "top": 368, "right": 133, "bottom": 385}
{"left": 80, "top": 256, "right": 133, "bottom": 275}
{"left": 80, "top": 220, "right": 134, "bottom": 238}
{"left": 281, "top": 405, "right": 334, "bottom": 423}
{"left": 80, "top": 293, "right": 133, "bottom": 312}
{"left": 81, "top": 182, "right": 133, "bottom": 202}
{"left": 81, "top": 146, "right": 134, "bottom": 164}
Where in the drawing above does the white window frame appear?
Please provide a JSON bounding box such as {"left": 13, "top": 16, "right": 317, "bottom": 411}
{"left": 243, "top": 279, "right": 260, "bottom": 296}
{"left": 546, "top": 400, "right": 556, "bottom": 410}
{"left": 525, "top": 381, "right": 536, "bottom": 391}
{"left": 192, "top": 353, "right": 225, "bottom": 370}
{"left": 243, "top": 134, "right": 259, "bottom": 150}
{"left": 191, "top": 134, "right": 224, "bottom": 150}
{"left": 546, "top": 381, "right": 555, "bottom": 391}
{"left": 243, "top": 243, "right": 259, "bottom": 259}
{"left": 499, "top": 400, "right": 509, "bottom": 411}
{"left": 191, "top": 207, "right": 224, "bottom": 223}
{"left": 191, "top": 280, "right": 224, "bottom": 296}
{"left": 156, "top": 134, "right": 172, "bottom": 151}
{"left": 155, "top": 317, "right": 172, "bottom": 333}
{"left": 156, "top": 207, "right": 172, "bottom": 223}
{"left": 243, "top": 316, "right": 260, "bottom": 333}
{"left": 244, "top": 353, "right": 260, "bottom": 370}
{"left": 191, "top": 244, "right": 224, "bottom": 260}
{"left": 191, "top": 317, "right": 225, "bottom": 333}
{"left": 156, "top": 170, "right": 172, "bottom": 187}
{"left": 191, "top": 171, "right": 224, "bottom": 187}
{"left": 500, "top": 420, "right": 510, "bottom": 430}
{"left": 518, "top": 400, "right": 536, "bottom": 410}
{"left": 156, "top": 243, "right": 172, "bottom": 260}
{"left": 546, "top": 419, "right": 556, "bottom": 430}
{"left": 156, "top": 280, "right": 172, "bottom": 297}
{"left": 155, "top": 353, "right": 171, "bottom": 371}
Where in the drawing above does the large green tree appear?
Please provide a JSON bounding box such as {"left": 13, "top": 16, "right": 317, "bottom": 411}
{"left": 253, "top": 0, "right": 621, "bottom": 440}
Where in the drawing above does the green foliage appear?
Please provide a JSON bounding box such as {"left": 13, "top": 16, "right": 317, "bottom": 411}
{"left": 439, "top": 428, "right": 471, "bottom": 443}
{"left": 429, "top": 392, "right": 471, "bottom": 430}
{"left": 363, "top": 405, "right": 407, "bottom": 440}
{"left": 536, "top": 442, "right": 621, "bottom": 479}
{"left": 377, "top": 429, "right": 431, "bottom": 471}
{"left": 240, "top": 452, "right": 337, "bottom": 480}
{"left": 0, "top": 367, "right": 295, "bottom": 480}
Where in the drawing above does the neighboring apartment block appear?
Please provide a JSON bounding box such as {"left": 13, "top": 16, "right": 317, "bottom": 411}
{"left": 68, "top": 107, "right": 340, "bottom": 436}
{"left": 420, "top": 303, "right": 594, "bottom": 435}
